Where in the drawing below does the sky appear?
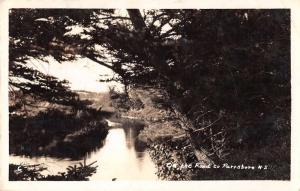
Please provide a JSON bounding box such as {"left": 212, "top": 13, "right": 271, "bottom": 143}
{"left": 26, "top": 56, "right": 124, "bottom": 93}
{"left": 15, "top": 9, "right": 172, "bottom": 94}
{"left": 20, "top": 10, "right": 132, "bottom": 93}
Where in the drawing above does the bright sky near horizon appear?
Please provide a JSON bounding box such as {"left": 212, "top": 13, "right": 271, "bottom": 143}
{"left": 17, "top": 9, "right": 170, "bottom": 94}
{"left": 19, "top": 10, "right": 132, "bottom": 93}
{"left": 26, "top": 57, "right": 124, "bottom": 93}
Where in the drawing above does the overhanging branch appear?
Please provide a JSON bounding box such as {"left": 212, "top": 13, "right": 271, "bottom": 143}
{"left": 85, "top": 54, "right": 114, "bottom": 71}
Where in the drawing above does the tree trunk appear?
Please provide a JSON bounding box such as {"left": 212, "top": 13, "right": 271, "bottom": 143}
{"left": 127, "top": 9, "right": 171, "bottom": 79}
{"left": 127, "top": 9, "right": 214, "bottom": 165}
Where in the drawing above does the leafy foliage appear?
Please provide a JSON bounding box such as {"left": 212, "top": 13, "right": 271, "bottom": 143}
{"left": 9, "top": 9, "right": 103, "bottom": 108}
{"left": 10, "top": 107, "right": 109, "bottom": 159}
{"left": 9, "top": 161, "right": 98, "bottom": 181}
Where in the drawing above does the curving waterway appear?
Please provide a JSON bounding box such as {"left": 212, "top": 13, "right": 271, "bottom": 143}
{"left": 9, "top": 125, "right": 158, "bottom": 180}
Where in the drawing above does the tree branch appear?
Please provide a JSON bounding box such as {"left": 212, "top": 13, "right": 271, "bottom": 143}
{"left": 127, "top": 9, "right": 146, "bottom": 31}
{"left": 84, "top": 54, "right": 114, "bottom": 70}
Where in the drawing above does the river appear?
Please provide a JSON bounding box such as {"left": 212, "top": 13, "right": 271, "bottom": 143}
{"left": 9, "top": 125, "right": 158, "bottom": 180}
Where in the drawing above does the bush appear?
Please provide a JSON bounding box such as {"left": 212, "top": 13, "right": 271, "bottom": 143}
{"left": 9, "top": 161, "right": 98, "bottom": 181}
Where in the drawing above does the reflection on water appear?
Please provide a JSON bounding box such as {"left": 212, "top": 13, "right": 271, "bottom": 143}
{"left": 10, "top": 125, "right": 158, "bottom": 180}
{"left": 89, "top": 127, "right": 157, "bottom": 180}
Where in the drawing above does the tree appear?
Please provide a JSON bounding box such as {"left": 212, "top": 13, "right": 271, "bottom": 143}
{"left": 9, "top": 9, "right": 290, "bottom": 164}
{"left": 9, "top": 9, "right": 108, "bottom": 107}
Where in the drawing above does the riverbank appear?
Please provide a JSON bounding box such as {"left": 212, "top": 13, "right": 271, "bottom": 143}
{"left": 9, "top": 91, "right": 111, "bottom": 160}
{"left": 9, "top": 87, "right": 290, "bottom": 180}
{"left": 9, "top": 90, "right": 160, "bottom": 181}
{"left": 117, "top": 87, "right": 290, "bottom": 180}
{"left": 111, "top": 87, "right": 196, "bottom": 180}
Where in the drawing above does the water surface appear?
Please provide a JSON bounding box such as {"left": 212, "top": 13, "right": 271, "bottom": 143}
{"left": 10, "top": 125, "right": 158, "bottom": 180}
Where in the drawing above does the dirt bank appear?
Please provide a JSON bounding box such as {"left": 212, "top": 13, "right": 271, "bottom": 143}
{"left": 117, "top": 88, "right": 201, "bottom": 180}
{"left": 118, "top": 87, "right": 290, "bottom": 180}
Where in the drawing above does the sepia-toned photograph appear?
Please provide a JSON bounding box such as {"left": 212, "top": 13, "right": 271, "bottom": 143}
{"left": 7, "top": 8, "right": 291, "bottom": 182}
